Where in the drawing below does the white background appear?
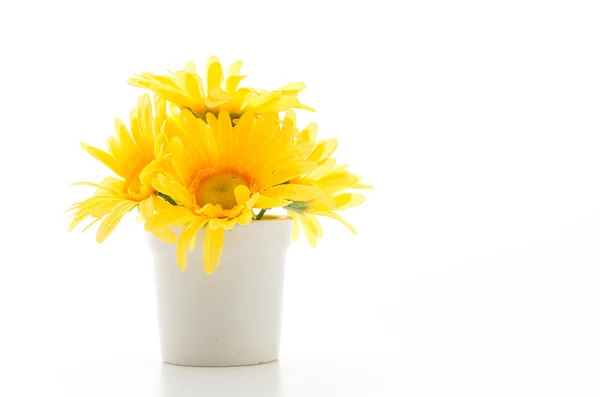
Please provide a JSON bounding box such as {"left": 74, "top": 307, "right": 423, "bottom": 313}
{"left": 1, "top": 0, "right": 600, "bottom": 395}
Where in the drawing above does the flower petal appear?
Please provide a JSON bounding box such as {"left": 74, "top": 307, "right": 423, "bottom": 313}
{"left": 80, "top": 143, "right": 122, "bottom": 177}
{"left": 334, "top": 193, "right": 366, "bottom": 211}
{"left": 96, "top": 201, "right": 137, "bottom": 243}
{"left": 234, "top": 185, "right": 251, "bottom": 206}
{"left": 262, "top": 184, "right": 321, "bottom": 202}
{"left": 314, "top": 211, "right": 357, "bottom": 235}
{"left": 203, "top": 227, "right": 225, "bottom": 274}
{"left": 206, "top": 56, "right": 223, "bottom": 92}
{"left": 254, "top": 194, "right": 292, "bottom": 209}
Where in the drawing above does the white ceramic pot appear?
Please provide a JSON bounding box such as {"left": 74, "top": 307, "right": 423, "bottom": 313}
{"left": 148, "top": 217, "right": 292, "bottom": 367}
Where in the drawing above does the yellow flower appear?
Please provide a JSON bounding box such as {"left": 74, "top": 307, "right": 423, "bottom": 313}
{"left": 281, "top": 111, "right": 371, "bottom": 246}
{"left": 147, "top": 110, "right": 321, "bottom": 273}
{"left": 128, "top": 56, "right": 314, "bottom": 120}
{"left": 67, "top": 94, "right": 173, "bottom": 242}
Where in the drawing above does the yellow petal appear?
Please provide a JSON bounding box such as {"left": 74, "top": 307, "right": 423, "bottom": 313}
{"left": 306, "top": 139, "right": 338, "bottom": 164}
{"left": 176, "top": 232, "right": 190, "bottom": 271}
{"left": 96, "top": 201, "right": 137, "bottom": 243}
{"left": 155, "top": 206, "right": 197, "bottom": 226}
{"left": 226, "top": 60, "right": 243, "bottom": 77}
{"left": 81, "top": 217, "right": 101, "bottom": 233}
{"left": 70, "top": 181, "right": 118, "bottom": 194}
{"left": 234, "top": 185, "right": 251, "bottom": 206}
{"left": 306, "top": 213, "right": 323, "bottom": 238}
{"left": 298, "top": 213, "right": 320, "bottom": 238}
{"left": 175, "top": 71, "right": 203, "bottom": 103}
{"left": 106, "top": 136, "right": 123, "bottom": 164}
{"left": 167, "top": 180, "right": 194, "bottom": 208}
{"left": 225, "top": 75, "right": 246, "bottom": 95}
{"left": 352, "top": 184, "right": 374, "bottom": 190}
{"left": 204, "top": 90, "right": 231, "bottom": 108}
{"left": 199, "top": 203, "right": 223, "bottom": 218}
{"left": 175, "top": 219, "right": 203, "bottom": 271}
{"left": 151, "top": 227, "right": 177, "bottom": 243}
{"left": 308, "top": 158, "right": 336, "bottom": 180}
{"left": 254, "top": 194, "right": 292, "bottom": 209}
{"left": 184, "top": 61, "right": 197, "bottom": 74}
{"left": 237, "top": 208, "right": 253, "bottom": 225}
{"left": 206, "top": 56, "right": 223, "bottom": 92}
{"left": 203, "top": 227, "right": 225, "bottom": 274}
{"left": 223, "top": 218, "right": 238, "bottom": 230}
{"left": 218, "top": 111, "right": 233, "bottom": 159}
{"left": 334, "top": 193, "right": 366, "bottom": 211}
{"left": 315, "top": 211, "right": 357, "bottom": 234}
{"left": 187, "top": 218, "right": 204, "bottom": 252}
{"left": 298, "top": 122, "right": 318, "bottom": 144}
{"left": 283, "top": 110, "right": 297, "bottom": 129}
{"left": 80, "top": 143, "right": 122, "bottom": 176}
{"left": 115, "top": 119, "right": 138, "bottom": 156}
{"left": 233, "top": 112, "right": 256, "bottom": 160}
{"left": 244, "top": 192, "right": 260, "bottom": 209}
{"left": 298, "top": 214, "right": 318, "bottom": 247}
{"left": 295, "top": 103, "right": 316, "bottom": 112}
{"left": 67, "top": 196, "right": 121, "bottom": 231}
{"left": 138, "top": 196, "right": 154, "bottom": 222}
{"left": 277, "top": 82, "right": 307, "bottom": 92}
{"left": 319, "top": 169, "right": 360, "bottom": 188}
{"left": 262, "top": 184, "right": 321, "bottom": 202}
{"left": 288, "top": 211, "right": 300, "bottom": 242}
{"left": 209, "top": 218, "right": 226, "bottom": 230}
{"left": 261, "top": 162, "right": 317, "bottom": 188}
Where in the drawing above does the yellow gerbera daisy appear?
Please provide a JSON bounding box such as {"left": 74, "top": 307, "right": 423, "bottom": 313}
{"left": 146, "top": 110, "right": 321, "bottom": 273}
{"left": 128, "top": 56, "right": 314, "bottom": 120}
{"left": 67, "top": 94, "right": 172, "bottom": 242}
{"left": 280, "top": 111, "right": 371, "bottom": 246}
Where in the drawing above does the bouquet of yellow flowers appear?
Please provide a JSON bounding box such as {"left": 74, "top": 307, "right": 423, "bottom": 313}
{"left": 67, "top": 56, "right": 369, "bottom": 274}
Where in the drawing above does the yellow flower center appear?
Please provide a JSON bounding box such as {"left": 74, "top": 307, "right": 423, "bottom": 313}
{"left": 192, "top": 166, "right": 254, "bottom": 210}
{"left": 120, "top": 167, "right": 154, "bottom": 201}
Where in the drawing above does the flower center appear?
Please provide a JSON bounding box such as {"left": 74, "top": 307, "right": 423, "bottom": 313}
{"left": 193, "top": 170, "right": 250, "bottom": 210}
{"left": 120, "top": 168, "right": 154, "bottom": 201}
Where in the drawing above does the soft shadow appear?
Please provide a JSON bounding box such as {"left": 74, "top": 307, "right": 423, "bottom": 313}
{"left": 159, "top": 361, "right": 281, "bottom": 397}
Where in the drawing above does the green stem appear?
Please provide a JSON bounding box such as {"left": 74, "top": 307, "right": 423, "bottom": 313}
{"left": 256, "top": 208, "right": 267, "bottom": 220}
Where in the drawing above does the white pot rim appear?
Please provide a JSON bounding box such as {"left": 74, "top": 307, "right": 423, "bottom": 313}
{"left": 160, "top": 215, "right": 293, "bottom": 234}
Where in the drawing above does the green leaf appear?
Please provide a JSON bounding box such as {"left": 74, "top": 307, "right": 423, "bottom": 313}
{"left": 156, "top": 192, "right": 178, "bottom": 206}
{"left": 285, "top": 201, "right": 311, "bottom": 214}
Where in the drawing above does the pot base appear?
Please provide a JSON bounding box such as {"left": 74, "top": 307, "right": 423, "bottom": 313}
{"left": 162, "top": 358, "right": 279, "bottom": 368}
